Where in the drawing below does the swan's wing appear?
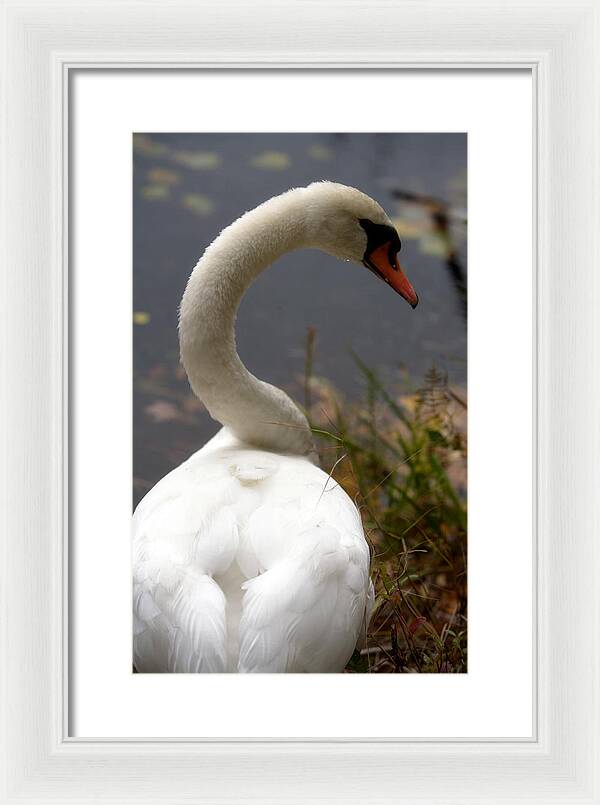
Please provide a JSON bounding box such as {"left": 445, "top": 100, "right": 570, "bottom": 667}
{"left": 238, "top": 481, "right": 371, "bottom": 673}
{"left": 134, "top": 566, "right": 227, "bottom": 673}
{"left": 133, "top": 462, "right": 242, "bottom": 673}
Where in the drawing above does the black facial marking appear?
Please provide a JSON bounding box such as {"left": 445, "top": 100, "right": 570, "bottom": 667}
{"left": 359, "top": 218, "right": 401, "bottom": 269}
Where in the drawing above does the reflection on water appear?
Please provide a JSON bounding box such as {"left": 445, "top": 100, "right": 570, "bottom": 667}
{"left": 133, "top": 133, "right": 467, "bottom": 507}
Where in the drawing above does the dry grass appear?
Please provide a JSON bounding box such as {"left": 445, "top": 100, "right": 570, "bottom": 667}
{"left": 303, "top": 331, "right": 467, "bottom": 673}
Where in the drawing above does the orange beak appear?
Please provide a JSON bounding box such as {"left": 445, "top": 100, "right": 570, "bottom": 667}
{"left": 364, "top": 242, "right": 419, "bottom": 308}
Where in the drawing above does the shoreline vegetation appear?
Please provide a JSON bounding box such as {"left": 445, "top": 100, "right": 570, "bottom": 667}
{"left": 303, "top": 328, "right": 468, "bottom": 673}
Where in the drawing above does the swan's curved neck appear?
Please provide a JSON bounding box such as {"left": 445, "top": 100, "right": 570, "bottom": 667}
{"left": 179, "top": 187, "right": 315, "bottom": 455}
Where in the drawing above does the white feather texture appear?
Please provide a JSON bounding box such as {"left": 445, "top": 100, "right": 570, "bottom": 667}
{"left": 134, "top": 430, "right": 372, "bottom": 672}
{"left": 133, "top": 182, "right": 390, "bottom": 672}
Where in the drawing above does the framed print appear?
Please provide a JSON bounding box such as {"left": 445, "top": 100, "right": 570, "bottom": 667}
{"left": 69, "top": 69, "right": 531, "bottom": 739}
{"left": 2, "top": 1, "right": 599, "bottom": 803}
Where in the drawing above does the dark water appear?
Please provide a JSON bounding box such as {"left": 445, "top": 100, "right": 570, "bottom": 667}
{"left": 133, "top": 133, "right": 467, "bottom": 506}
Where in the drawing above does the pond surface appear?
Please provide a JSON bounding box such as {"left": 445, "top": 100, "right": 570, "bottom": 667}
{"left": 133, "top": 133, "right": 467, "bottom": 506}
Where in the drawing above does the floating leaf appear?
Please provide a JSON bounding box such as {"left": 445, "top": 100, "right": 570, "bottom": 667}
{"left": 141, "top": 184, "right": 170, "bottom": 200}
{"left": 172, "top": 151, "right": 221, "bottom": 169}
{"left": 144, "top": 400, "right": 180, "bottom": 423}
{"left": 181, "top": 193, "right": 215, "bottom": 216}
{"left": 250, "top": 150, "right": 291, "bottom": 170}
{"left": 133, "top": 134, "right": 169, "bottom": 158}
{"left": 147, "top": 167, "right": 180, "bottom": 185}
{"left": 308, "top": 144, "right": 333, "bottom": 161}
{"left": 133, "top": 311, "right": 151, "bottom": 325}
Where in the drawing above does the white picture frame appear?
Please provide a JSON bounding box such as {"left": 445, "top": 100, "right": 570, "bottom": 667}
{"left": 1, "top": 1, "right": 598, "bottom": 802}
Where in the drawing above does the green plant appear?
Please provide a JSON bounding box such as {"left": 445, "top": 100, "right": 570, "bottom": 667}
{"left": 304, "top": 342, "right": 467, "bottom": 673}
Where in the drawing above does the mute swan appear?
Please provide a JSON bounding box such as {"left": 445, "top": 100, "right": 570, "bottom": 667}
{"left": 133, "top": 181, "right": 418, "bottom": 673}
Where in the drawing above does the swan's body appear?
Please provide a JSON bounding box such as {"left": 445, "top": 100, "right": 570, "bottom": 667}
{"left": 133, "top": 182, "right": 418, "bottom": 672}
{"left": 133, "top": 428, "right": 372, "bottom": 672}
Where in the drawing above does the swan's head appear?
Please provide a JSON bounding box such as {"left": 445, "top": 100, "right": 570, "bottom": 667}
{"left": 303, "top": 181, "right": 418, "bottom": 308}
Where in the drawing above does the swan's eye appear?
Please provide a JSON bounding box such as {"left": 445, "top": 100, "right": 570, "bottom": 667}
{"left": 358, "top": 219, "right": 401, "bottom": 268}
{"left": 358, "top": 218, "right": 417, "bottom": 309}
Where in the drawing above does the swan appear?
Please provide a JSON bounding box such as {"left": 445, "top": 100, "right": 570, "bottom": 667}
{"left": 133, "top": 181, "right": 418, "bottom": 673}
